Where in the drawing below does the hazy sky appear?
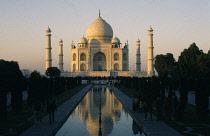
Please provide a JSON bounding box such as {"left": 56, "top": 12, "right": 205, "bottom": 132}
{"left": 0, "top": 0, "right": 210, "bottom": 74}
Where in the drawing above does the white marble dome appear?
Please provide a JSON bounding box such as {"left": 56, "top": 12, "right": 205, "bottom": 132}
{"left": 111, "top": 36, "right": 120, "bottom": 44}
{"left": 86, "top": 16, "right": 113, "bottom": 42}
{"left": 79, "top": 36, "right": 88, "bottom": 44}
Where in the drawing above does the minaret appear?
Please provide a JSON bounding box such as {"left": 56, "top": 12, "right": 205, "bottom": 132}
{"left": 58, "top": 39, "right": 64, "bottom": 72}
{"left": 136, "top": 39, "right": 141, "bottom": 71}
{"left": 127, "top": 40, "right": 129, "bottom": 71}
{"left": 45, "top": 27, "right": 52, "bottom": 70}
{"left": 147, "top": 26, "right": 155, "bottom": 76}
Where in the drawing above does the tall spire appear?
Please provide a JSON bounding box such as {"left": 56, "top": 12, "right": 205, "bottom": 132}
{"left": 136, "top": 39, "right": 141, "bottom": 71}
{"left": 45, "top": 26, "right": 52, "bottom": 70}
{"left": 99, "top": 9, "right": 101, "bottom": 17}
{"left": 147, "top": 26, "right": 155, "bottom": 77}
{"left": 58, "top": 39, "right": 64, "bottom": 72}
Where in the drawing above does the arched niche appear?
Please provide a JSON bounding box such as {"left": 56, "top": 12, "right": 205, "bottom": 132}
{"left": 93, "top": 52, "right": 106, "bottom": 71}
{"left": 80, "top": 63, "right": 86, "bottom": 71}
{"left": 114, "top": 53, "right": 119, "bottom": 61}
{"left": 114, "top": 63, "right": 119, "bottom": 71}
{"left": 73, "top": 53, "right": 76, "bottom": 61}
{"left": 80, "top": 53, "right": 86, "bottom": 61}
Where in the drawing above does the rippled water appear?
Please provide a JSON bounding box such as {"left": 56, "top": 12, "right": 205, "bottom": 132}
{"left": 56, "top": 85, "right": 146, "bottom": 136}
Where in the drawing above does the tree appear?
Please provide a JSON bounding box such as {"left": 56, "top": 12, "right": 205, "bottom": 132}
{"left": 154, "top": 53, "right": 176, "bottom": 78}
{"left": 0, "top": 60, "right": 26, "bottom": 120}
{"left": 178, "top": 43, "right": 203, "bottom": 79}
{"left": 154, "top": 54, "right": 167, "bottom": 77}
{"left": 45, "top": 67, "right": 61, "bottom": 78}
{"left": 21, "top": 69, "right": 31, "bottom": 78}
{"left": 30, "top": 70, "right": 41, "bottom": 79}
{"left": 196, "top": 54, "right": 210, "bottom": 78}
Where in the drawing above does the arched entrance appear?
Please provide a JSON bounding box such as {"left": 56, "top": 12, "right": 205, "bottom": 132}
{"left": 73, "top": 64, "right": 76, "bottom": 72}
{"left": 114, "top": 63, "right": 119, "bottom": 71}
{"left": 93, "top": 52, "right": 106, "bottom": 71}
{"left": 80, "top": 63, "right": 86, "bottom": 71}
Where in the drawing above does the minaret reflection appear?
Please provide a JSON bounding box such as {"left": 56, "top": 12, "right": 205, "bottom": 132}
{"left": 98, "top": 87, "right": 102, "bottom": 136}
{"left": 75, "top": 85, "right": 123, "bottom": 135}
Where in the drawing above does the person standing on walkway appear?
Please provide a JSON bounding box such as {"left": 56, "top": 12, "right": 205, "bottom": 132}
{"left": 172, "top": 94, "right": 178, "bottom": 116}
{"left": 144, "top": 97, "right": 153, "bottom": 120}
{"left": 32, "top": 103, "right": 39, "bottom": 124}
{"left": 134, "top": 97, "right": 139, "bottom": 112}
{"left": 132, "top": 95, "right": 136, "bottom": 112}
{"left": 156, "top": 98, "right": 162, "bottom": 120}
{"left": 164, "top": 97, "right": 172, "bottom": 120}
{"left": 32, "top": 100, "right": 42, "bottom": 124}
{"left": 47, "top": 98, "right": 57, "bottom": 124}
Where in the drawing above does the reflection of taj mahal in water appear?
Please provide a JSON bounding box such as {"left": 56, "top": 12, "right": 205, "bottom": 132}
{"left": 74, "top": 86, "right": 123, "bottom": 135}
{"left": 45, "top": 11, "right": 155, "bottom": 77}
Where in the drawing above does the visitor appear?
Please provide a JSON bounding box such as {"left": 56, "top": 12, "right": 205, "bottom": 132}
{"left": 132, "top": 96, "right": 136, "bottom": 112}
{"left": 134, "top": 97, "right": 139, "bottom": 112}
{"left": 47, "top": 98, "right": 57, "bottom": 124}
{"left": 144, "top": 97, "right": 153, "bottom": 120}
{"left": 32, "top": 104, "right": 39, "bottom": 124}
{"left": 156, "top": 98, "right": 162, "bottom": 120}
{"left": 164, "top": 97, "right": 172, "bottom": 120}
{"left": 172, "top": 94, "right": 178, "bottom": 117}
{"left": 32, "top": 100, "right": 42, "bottom": 124}
{"left": 138, "top": 96, "right": 144, "bottom": 113}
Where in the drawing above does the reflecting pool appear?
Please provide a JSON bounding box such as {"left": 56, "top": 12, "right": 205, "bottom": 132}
{"left": 56, "top": 85, "right": 146, "bottom": 136}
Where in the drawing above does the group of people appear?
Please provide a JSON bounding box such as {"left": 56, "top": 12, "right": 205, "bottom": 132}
{"left": 32, "top": 98, "right": 57, "bottom": 125}
{"left": 132, "top": 96, "right": 153, "bottom": 120}
{"left": 132, "top": 94, "right": 177, "bottom": 121}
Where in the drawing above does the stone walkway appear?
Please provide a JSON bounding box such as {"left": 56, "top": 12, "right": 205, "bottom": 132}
{"left": 20, "top": 84, "right": 93, "bottom": 136}
{"left": 110, "top": 85, "right": 183, "bottom": 136}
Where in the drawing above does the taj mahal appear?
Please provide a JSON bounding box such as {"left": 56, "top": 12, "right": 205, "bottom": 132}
{"left": 45, "top": 11, "right": 155, "bottom": 77}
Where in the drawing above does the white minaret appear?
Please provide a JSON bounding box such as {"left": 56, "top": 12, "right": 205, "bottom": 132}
{"left": 127, "top": 40, "right": 130, "bottom": 71}
{"left": 45, "top": 27, "right": 52, "bottom": 70}
{"left": 58, "top": 39, "right": 64, "bottom": 72}
{"left": 136, "top": 39, "right": 141, "bottom": 71}
{"left": 147, "top": 26, "right": 155, "bottom": 76}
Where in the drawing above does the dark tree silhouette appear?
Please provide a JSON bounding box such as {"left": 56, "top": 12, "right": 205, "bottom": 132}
{"left": 154, "top": 53, "right": 176, "bottom": 78}
{"left": 154, "top": 54, "right": 166, "bottom": 77}
{"left": 45, "top": 67, "right": 61, "bottom": 78}
{"left": 0, "top": 60, "right": 25, "bottom": 120}
{"left": 196, "top": 54, "right": 210, "bottom": 78}
{"left": 30, "top": 70, "right": 41, "bottom": 79}
{"left": 178, "top": 43, "right": 203, "bottom": 79}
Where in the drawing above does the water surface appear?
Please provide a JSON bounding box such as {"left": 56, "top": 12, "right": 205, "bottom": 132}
{"left": 56, "top": 85, "right": 146, "bottom": 136}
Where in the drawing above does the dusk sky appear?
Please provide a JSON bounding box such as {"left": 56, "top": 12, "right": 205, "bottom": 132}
{"left": 1, "top": 0, "right": 209, "bottom": 74}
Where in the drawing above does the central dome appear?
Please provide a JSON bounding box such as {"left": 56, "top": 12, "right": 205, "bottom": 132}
{"left": 86, "top": 16, "right": 113, "bottom": 42}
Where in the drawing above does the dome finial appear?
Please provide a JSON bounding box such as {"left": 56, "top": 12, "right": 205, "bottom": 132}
{"left": 99, "top": 9, "right": 101, "bottom": 17}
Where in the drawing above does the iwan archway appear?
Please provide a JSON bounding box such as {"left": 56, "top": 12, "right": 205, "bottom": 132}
{"left": 93, "top": 52, "right": 106, "bottom": 71}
